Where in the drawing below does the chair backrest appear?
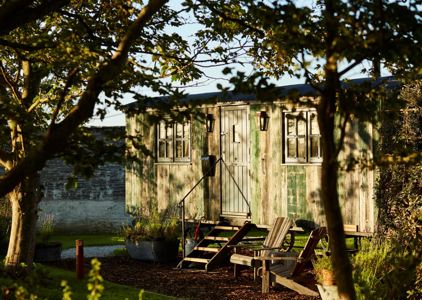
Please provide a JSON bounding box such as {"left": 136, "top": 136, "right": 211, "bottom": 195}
{"left": 262, "top": 217, "right": 292, "bottom": 257}
{"left": 292, "top": 226, "right": 327, "bottom": 276}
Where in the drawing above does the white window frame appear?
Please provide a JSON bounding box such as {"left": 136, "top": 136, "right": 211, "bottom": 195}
{"left": 283, "top": 110, "right": 322, "bottom": 164}
{"left": 156, "top": 119, "right": 191, "bottom": 163}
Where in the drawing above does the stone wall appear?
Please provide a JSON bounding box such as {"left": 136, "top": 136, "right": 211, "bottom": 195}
{"left": 39, "top": 127, "right": 128, "bottom": 233}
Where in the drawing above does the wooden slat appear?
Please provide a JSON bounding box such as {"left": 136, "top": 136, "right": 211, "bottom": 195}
{"left": 262, "top": 217, "right": 293, "bottom": 257}
{"left": 344, "top": 224, "right": 358, "bottom": 232}
{"left": 194, "top": 247, "right": 219, "bottom": 253}
{"left": 214, "top": 225, "right": 240, "bottom": 231}
{"left": 271, "top": 272, "right": 319, "bottom": 297}
{"left": 183, "top": 257, "right": 209, "bottom": 264}
{"left": 204, "top": 236, "right": 230, "bottom": 242}
{"left": 206, "top": 222, "right": 253, "bottom": 271}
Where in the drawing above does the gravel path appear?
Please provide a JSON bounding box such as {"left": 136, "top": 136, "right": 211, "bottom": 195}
{"left": 61, "top": 245, "right": 124, "bottom": 259}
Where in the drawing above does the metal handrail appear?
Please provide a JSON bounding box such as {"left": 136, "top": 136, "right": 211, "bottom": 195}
{"left": 178, "top": 157, "right": 222, "bottom": 259}
{"left": 178, "top": 156, "right": 251, "bottom": 259}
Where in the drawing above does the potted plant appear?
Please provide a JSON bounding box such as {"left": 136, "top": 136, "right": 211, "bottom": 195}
{"left": 313, "top": 254, "right": 338, "bottom": 300}
{"left": 34, "top": 214, "right": 62, "bottom": 262}
{"left": 122, "top": 208, "right": 180, "bottom": 263}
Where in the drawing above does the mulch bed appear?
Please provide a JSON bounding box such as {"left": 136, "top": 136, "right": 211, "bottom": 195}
{"left": 48, "top": 256, "right": 321, "bottom": 300}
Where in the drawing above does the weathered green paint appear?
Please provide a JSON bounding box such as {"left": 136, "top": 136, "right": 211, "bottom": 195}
{"left": 286, "top": 166, "right": 307, "bottom": 219}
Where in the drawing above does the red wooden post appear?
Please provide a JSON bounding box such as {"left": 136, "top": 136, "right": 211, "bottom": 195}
{"left": 76, "top": 239, "right": 84, "bottom": 279}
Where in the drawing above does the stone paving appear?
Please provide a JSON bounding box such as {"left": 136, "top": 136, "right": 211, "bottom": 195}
{"left": 61, "top": 245, "right": 124, "bottom": 259}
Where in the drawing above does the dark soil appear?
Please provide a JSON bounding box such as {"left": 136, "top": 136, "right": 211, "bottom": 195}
{"left": 49, "top": 256, "right": 321, "bottom": 300}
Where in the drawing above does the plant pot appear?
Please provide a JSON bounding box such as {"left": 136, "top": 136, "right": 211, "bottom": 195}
{"left": 317, "top": 284, "right": 339, "bottom": 300}
{"left": 184, "top": 238, "right": 197, "bottom": 256}
{"left": 317, "top": 269, "right": 336, "bottom": 286}
{"left": 34, "top": 242, "right": 62, "bottom": 262}
{"left": 126, "top": 239, "right": 179, "bottom": 263}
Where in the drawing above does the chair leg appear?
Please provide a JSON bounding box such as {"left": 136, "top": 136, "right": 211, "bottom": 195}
{"left": 253, "top": 267, "right": 257, "bottom": 281}
{"left": 234, "top": 264, "right": 238, "bottom": 278}
{"left": 261, "top": 260, "right": 270, "bottom": 293}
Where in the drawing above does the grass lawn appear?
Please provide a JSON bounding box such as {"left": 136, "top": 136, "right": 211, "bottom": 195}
{"left": 48, "top": 234, "right": 125, "bottom": 249}
{"left": 0, "top": 264, "right": 178, "bottom": 300}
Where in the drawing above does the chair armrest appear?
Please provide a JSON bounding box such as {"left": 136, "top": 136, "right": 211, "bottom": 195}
{"left": 251, "top": 245, "right": 288, "bottom": 252}
{"left": 254, "top": 255, "right": 299, "bottom": 261}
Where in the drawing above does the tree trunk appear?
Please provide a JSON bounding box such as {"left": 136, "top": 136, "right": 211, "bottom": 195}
{"left": 318, "top": 80, "right": 356, "bottom": 299}
{"left": 5, "top": 173, "right": 42, "bottom": 269}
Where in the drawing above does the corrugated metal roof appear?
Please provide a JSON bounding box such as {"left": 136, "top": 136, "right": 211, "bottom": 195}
{"left": 124, "top": 76, "right": 396, "bottom": 111}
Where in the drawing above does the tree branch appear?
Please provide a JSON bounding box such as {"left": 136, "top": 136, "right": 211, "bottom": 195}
{"left": 0, "top": 62, "right": 21, "bottom": 102}
{"left": 338, "top": 59, "right": 364, "bottom": 77}
{"left": 199, "top": 1, "right": 265, "bottom": 37}
{"left": 0, "top": 0, "right": 70, "bottom": 36}
{"left": 0, "top": 0, "right": 168, "bottom": 197}
{"left": 49, "top": 68, "right": 79, "bottom": 126}
{"left": 0, "top": 149, "right": 12, "bottom": 169}
{"left": 0, "top": 38, "right": 55, "bottom": 51}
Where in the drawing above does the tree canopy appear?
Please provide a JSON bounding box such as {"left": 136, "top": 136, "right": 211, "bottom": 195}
{"left": 186, "top": 1, "right": 421, "bottom": 299}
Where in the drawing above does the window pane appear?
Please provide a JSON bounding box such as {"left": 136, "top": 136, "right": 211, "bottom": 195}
{"left": 175, "top": 141, "right": 182, "bottom": 158}
{"left": 310, "top": 136, "right": 319, "bottom": 158}
{"left": 287, "top": 117, "right": 295, "bottom": 135}
{"left": 183, "top": 141, "right": 189, "bottom": 158}
{"left": 158, "top": 142, "right": 166, "bottom": 158}
{"left": 298, "top": 137, "right": 306, "bottom": 159}
{"left": 310, "top": 113, "right": 319, "bottom": 135}
{"left": 287, "top": 138, "right": 296, "bottom": 158}
{"left": 166, "top": 124, "right": 172, "bottom": 138}
{"left": 297, "top": 118, "right": 306, "bottom": 136}
{"left": 176, "top": 123, "right": 182, "bottom": 138}
{"left": 183, "top": 123, "right": 190, "bottom": 139}
{"left": 166, "top": 141, "right": 172, "bottom": 158}
{"left": 159, "top": 122, "right": 166, "bottom": 139}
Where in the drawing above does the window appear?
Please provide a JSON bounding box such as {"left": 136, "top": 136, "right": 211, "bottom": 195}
{"left": 157, "top": 120, "right": 191, "bottom": 162}
{"left": 284, "top": 110, "right": 322, "bottom": 163}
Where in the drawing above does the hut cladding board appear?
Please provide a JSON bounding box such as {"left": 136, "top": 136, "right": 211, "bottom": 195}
{"left": 125, "top": 91, "right": 375, "bottom": 232}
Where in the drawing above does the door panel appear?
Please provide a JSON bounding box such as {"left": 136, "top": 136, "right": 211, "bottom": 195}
{"left": 221, "top": 107, "right": 250, "bottom": 216}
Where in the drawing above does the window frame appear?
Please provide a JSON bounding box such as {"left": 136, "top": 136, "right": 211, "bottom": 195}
{"left": 156, "top": 119, "right": 191, "bottom": 163}
{"left": 283, "top": 110, "right": 322, "bottom": 164}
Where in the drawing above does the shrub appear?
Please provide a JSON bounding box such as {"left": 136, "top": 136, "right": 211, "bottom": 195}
{"left": 122, "top": 207, "right": 179, "bottom": 242}
{"left": 38, "top": 214, "right": 56, "bottom": 244}
{"left": 352, "top": 239, "right": 419, "bottom": 300}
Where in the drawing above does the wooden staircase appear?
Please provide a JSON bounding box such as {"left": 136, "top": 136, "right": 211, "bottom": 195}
{"left": 177, "top": 222, "right": 253, "bottom": 271}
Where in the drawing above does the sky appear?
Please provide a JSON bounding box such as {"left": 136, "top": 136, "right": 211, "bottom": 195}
{"left": 87, "top": 0, "right": 391, "bottom": 128}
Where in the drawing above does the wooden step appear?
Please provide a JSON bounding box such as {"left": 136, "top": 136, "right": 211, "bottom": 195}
{"left": 194, "top": 246, "right": 220, "bottom": 253}
{"left": 183, "top": 257, "right": 209, "bottom": 264}
{"left": 214, "top": 225, "right": 240, "bottom": 231}
{"left": 204, "top": 236, "right": 230, "bottom": 242}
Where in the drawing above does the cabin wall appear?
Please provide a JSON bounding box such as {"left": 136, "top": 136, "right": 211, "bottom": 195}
{"left": 126, "top": 103, "right": 375, "bottom": 231}
{"left": 125, "top": 108, "right": 221, "bottom": 221}
{"left": 249, "top": 103, "right": 374, "bottom": 231}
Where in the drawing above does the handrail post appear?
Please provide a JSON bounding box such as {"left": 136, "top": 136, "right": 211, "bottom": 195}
{"left": 181, "top": 199, "right": 186, "bottom": 259}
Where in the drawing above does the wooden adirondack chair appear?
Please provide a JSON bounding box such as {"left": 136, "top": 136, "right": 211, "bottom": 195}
{"left": 260, "top": 226, "right": 327, "bottom": 296}
{"left": 230, "top": 217, "right": 292, "bottom": 280}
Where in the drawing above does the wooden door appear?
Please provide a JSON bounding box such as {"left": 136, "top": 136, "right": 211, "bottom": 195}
{"left": 220, "top": 106, "right": 250, "bottom": 217}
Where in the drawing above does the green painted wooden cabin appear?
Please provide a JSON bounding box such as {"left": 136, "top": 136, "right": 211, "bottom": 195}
{"left": 125, "top": 82, "right": 375, "bottom": 232}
